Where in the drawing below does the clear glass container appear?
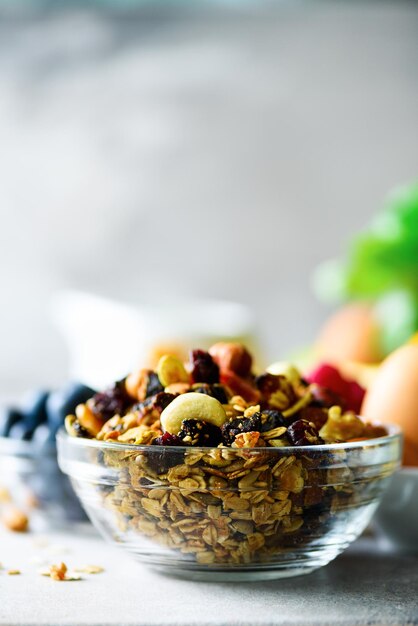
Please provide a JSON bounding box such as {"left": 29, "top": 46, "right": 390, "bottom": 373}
{"left": 57, "top": 427, "right": 401, "bottom": 581}
{"left": 0, "top": 437, "right": 86, "bottom": 529}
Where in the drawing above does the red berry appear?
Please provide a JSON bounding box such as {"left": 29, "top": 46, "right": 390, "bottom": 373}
{"left": 306, "top": 364, "right": 365, "bottom": 414}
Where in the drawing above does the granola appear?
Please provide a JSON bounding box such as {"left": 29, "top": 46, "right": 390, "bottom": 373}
{"left": 64, "top": 343, "right": 389, "bottom": 567}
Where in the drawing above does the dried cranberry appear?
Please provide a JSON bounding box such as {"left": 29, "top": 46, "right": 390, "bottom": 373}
{"left": 287, "top": 419, "right": 323, "bottom": 446}
{"left": 259, "top": 409, "right": 286, "bottom": 432}
{"left": 145, "top": 372, "right": 164, "bottom": 398}
{"left": 148, "top": 434, "right": 186, "bottom": 473}
{"left": 179, "top": 419, "right": 222, "bottom": 446}
{"left": 190, "top": 350, "right": 220, "bottom": 384}
{"left": 152, "top": 432, "right": 184, "bottom": 446}
{"left": 90, "top": 382, "right": 129, "bottom": 421}
{"left": 310, "top": 384, "right": 344, "bottom": 409}
{"left": 221, "top": 414, "right": 262, "bottom": 446}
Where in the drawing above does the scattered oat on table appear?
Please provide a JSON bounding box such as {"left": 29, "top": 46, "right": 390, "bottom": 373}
{"left": 40, "top": 562, "right": 82, "bottom": 582}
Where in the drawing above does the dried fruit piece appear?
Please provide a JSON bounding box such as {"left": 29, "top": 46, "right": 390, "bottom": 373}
{"left": 255, "top": 374, "right": 296, "bottom": 410}
{"left": 220, "top": 370, "right": 260, "bottom": 404}
{"left": 75, "top": 403, "right": 104, "bottom": 437}
{"left": 125, "top": 370, "right": 163, "bottom": 402}
{"left": 259, "top": 410, "right": 286, "bottom": 432}
{"left": 160, "top": 392, "right": 227, "bottom": 435}
{"left": 156, "top": 355, "right": 189, "bottom": 388}
{"left": 190, "top": 350, "right": 220, "bottom": 384}
{"left": 209, "top": 342, "right": 253, "bottom": 377}
{"left": 179, "top": 419, "right": 222, "bottom": 446}
{"left": 306, "top": 364, "right": 365, "bottom": 414}
{"left": 221, "top": 414, "right": 261, "bottom": 445}
{"left": 89, "top": 381, "right": 130, "bottom": 421}
{"left": 287, "top": 419, "right": 323, "bottom": 446}
{"left": 152, "top": 432, "right": 184, "bottom": 446}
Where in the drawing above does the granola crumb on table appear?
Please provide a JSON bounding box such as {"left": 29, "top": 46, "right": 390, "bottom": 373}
{"left": 64, "top": 343, "right": 388, "bottom": 568}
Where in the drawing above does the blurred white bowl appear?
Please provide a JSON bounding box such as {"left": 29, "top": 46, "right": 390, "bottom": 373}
{"left": 51, "top": 290, "right": 258, "bottom": 389}
{"left": 374, "top": 468, "right": 418, "bottom": 552}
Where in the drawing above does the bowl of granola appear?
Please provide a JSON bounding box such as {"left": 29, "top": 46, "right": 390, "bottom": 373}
{"left": 57, "top": 344, "right": 401, "bottom": 581}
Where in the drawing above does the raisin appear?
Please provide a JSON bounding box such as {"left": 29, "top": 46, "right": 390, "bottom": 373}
{"left": 221, "top": 414, "right": 261, "bottom": 446}
{"left": 190, "top": 383, "right": 229, "bottom": 404}
{"left": 210, "top": 384, "right": 229, "bottom": 404}
{"left": 90, "top": 382, "right": 130, "bottom": 421}
{"left": 298, "top": 406, "right": 328, "bottom": 430}
{"left": 153, "top": 392, "right": 177, "bottom": 412}
{"left": 179, "top": 419, "right": 222, "bottom": 446}
{"left": 190, "top": 350, "right": 220, "bottom": 384}
{"left": 145, "top": 372, "right": 164, "bottom": 398}
{"left": 287, "top": 419, "right": 323, "bottom": 446}
{"left": 259, "top": 409, "right": 286, "bottom": 432}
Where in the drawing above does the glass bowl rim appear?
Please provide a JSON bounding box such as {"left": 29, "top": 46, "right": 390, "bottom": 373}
{"left": 56, "top": 423, "right": 402, "bottom": 454}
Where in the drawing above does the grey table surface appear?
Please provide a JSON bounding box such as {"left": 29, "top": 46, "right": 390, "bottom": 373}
{"left": 0, "top": 524, "right": 417, "bottom": 626}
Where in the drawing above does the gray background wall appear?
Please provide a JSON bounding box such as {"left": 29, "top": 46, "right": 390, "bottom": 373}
{"left": 1, "top": 1, "right": 417, "bottom": 397}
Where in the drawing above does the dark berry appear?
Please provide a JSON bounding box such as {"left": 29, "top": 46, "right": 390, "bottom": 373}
{"left": 259, "top": 409, "right": 286, "bottom": 432}
{"left": 191, "top": 383, "right": 212, "bottom": 395}
{"left": 0, "top": 407, "right": 24, "bottom": 437}
{"left": 298, "top": 406, "right": 328, "bottom": 430}
{"left": 287, "top": 419, "right": 323, "bottom": 446}
{"left": 211, "top": 384, "right": 229, "bottom": 404}
{"left": 190, "top": 383, "right": 229, "bottom": 404}
{"left": 190, "top": 350, "right": 219, "bottom": 384}
{"left": 255, "top": 373, "right": 295, "bottom": 409}
{"left": 153, "top": 392, "right": 177, "bottom": 412}
{"left": 148, "top": 434, "right": 186, "bottom": 473}
{"left": 90, "top": 381, "right": 129, "bottom": 421}
{"left": 152, "top": 432, "right": 184, "bottom": 446}
{"left": 221, "top": 414, "right": 261, "bottom": 446}
{"left": 179, "top": 419, "right": 222, "bottom": 446}
{"left": 145, "top": 372, "right": 164, "bottom": 398}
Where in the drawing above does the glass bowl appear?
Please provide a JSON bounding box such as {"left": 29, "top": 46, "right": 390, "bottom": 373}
{"left": 57, "top": 426, "right": 401, "bottom": 581}
{"left": 0, "top": 437, "right": 86, "bottom": 529}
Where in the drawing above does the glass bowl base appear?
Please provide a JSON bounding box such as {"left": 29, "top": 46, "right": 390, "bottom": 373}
{"left": 150, "top": 564, "right": 318, "bottom": 582}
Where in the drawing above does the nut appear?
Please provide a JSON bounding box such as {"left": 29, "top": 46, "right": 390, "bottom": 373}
{"left": 266, "top": 362, "right": 301, "bottom": 387}
{"left": 1, "top": 506, "right": 29, "bottom": 532}
{"left": 160, "top": 392, "right": 227, "bottom": 435}
{"left": 156, "top": 355, "right": 190, "bottom": 388}
{"left": 209, "top": 343, "right": 252, "bottom": 377}
{"left": 125, "top": 369, "right": 161, "bottom": 402}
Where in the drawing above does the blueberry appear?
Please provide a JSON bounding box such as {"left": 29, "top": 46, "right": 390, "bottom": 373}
{"left": 46, "top": 382, "right": 96, "bottom": 434}
{"left": 19, "top": 389, "right": 49, "bottom": 439}
{"left": 8, "top": 422, "right": 33, "bottom": 441}
{"left": 0, "top": 407, "right": 24, "bottom": 437}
